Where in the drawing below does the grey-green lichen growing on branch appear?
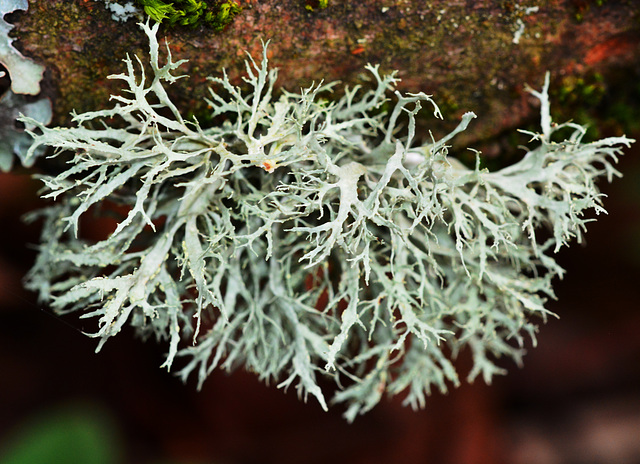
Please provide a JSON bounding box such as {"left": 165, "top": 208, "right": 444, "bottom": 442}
{"left": 22, "top": 22, "right": 633, "bottom": 421}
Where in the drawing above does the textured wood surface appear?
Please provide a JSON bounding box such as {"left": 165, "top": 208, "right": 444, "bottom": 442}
{"left": 10, "top": 0, "right": 640, "bottom": 143}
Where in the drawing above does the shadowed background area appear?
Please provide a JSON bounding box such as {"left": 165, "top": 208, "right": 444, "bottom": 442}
{"left": 0, "top": 125, "right": 639, "bottom": 463}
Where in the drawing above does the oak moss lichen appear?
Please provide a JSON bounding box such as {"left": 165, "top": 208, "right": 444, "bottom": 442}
{"left": 21, "top": 22, "right": 633, "bottom": 421}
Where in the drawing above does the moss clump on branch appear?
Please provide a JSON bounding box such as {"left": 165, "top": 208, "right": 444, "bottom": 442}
{"left": 305, "top": 0, "right": 329, "bottom": 12}
{"left": 137, "top": 0, "right": 241, "bottom": 29}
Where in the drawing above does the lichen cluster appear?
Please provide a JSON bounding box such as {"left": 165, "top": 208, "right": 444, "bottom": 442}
{"left": 22, "top": 22, "right": 632, "bottom": 421}
{"left": 0, "top": 0, "right": 51, "bottom": 171}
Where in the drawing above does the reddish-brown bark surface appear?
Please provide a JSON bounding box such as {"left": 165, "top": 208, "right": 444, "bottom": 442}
{"left": 9, "top": 0, "right": 640, "bottom": 143}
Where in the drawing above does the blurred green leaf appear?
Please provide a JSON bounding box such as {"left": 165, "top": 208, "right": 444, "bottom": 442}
{"left": 0, "top": 405, "right": 120, "bottom": 464}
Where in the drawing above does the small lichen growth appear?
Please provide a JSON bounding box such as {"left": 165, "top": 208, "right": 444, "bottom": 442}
{"left": 0, "top": 0, "right": 51, "bottom": 171}
{"left": 22, "top": 22, "right": 633, "bottom": 421}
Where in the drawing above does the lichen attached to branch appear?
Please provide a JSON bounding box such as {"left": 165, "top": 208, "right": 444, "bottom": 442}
{"left": 22, "top": 21, "right": 633, "bottom": 421}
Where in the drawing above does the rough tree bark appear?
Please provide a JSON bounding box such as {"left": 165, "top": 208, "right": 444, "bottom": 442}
{"left": 7, "top": 0, "right": 640, "bottom": 145}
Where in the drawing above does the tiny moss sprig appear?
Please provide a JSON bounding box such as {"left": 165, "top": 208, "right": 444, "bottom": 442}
{"left": 21, "top": 22, "right": 633, "bottom": 421}
{"left": 305, "top": 0, "right": 329, "bottom": 12}
{"left": 137, "top": 0, "right": 241, "bottom": 29}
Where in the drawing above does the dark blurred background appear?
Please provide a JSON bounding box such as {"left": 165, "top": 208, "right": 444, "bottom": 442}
{"left": 1, "top": 126, "right": 639, "bottom": 464}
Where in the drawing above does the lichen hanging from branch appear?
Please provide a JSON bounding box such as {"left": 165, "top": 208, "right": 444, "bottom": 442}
{"left": 21, "top": 21, "right": 633, "bottom": 421}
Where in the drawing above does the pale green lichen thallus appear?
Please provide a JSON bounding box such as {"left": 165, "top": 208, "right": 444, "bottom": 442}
{"left": 21, "top": 21, "right": 633, "bottom": 421}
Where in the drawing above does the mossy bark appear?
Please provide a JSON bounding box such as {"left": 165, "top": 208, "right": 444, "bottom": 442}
{"left": 10, "top": 0, "right": 640, "bottom": 145}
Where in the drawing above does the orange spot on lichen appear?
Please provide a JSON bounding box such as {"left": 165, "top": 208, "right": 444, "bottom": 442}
{"left": 261, "top": 160, "right": 275, "bottom": 172}
{"left": 351, "top": 47, "right": 365, "bottom": 55}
